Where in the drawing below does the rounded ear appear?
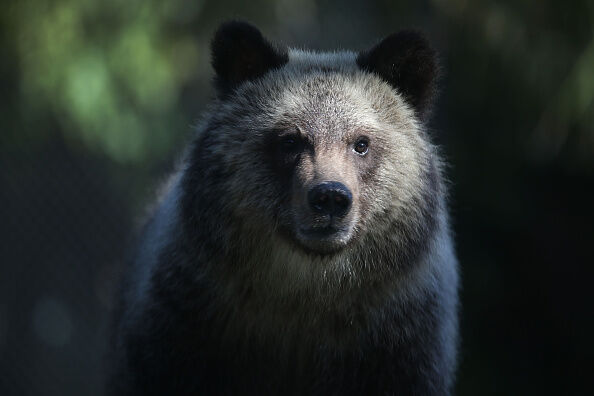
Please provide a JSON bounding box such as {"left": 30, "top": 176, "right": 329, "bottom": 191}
{"left": 211, "top": 21, "right": 288, "bottom": 97}
{"left": 357, "top": 30, "right": 439, "bottom": 121}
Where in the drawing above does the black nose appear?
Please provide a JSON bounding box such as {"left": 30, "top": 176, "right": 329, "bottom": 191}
{"left": 308, "top": 182, "right": 352, "bottom": 218}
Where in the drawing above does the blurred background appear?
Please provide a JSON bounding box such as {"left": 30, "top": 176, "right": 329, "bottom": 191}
{"left": 1, "top": 0, "right": 593, "bottom": 395}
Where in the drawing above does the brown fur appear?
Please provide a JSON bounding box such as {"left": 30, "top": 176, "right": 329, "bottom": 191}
{"left": 110, "top": 21, "right": 458, "bottom": 396}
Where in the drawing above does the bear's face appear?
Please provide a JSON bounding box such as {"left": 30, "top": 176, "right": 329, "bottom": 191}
{"left": 191, "top": 22, "right": 439, "bottom": 257}
{"left": 203, "top": 69, "right": 431, "bottom": 256}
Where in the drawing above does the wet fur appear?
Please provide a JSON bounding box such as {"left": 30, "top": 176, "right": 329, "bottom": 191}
{"left": 110, "top": 21, "right": 459, "bottom": 396}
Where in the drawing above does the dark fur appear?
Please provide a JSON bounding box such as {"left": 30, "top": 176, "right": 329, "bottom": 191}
{"left": 357, "top": 30, "right": 439, "bottom": 121}
{"left": 211, "top": 21, "right": 289, "bottom": 97}
{"left": 110, "top": 21, "right": 458, "bottom": 396}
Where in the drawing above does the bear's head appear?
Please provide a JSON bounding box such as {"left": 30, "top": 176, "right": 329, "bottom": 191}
{"left": 183, "top": 21, "right": 442, "bottom": 261}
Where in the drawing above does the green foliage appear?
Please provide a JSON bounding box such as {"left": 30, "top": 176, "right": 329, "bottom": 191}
{"left": 13, "top": 0, "right": 204, "bottom": 163}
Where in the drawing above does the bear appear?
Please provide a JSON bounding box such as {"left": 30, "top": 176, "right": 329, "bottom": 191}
{"left": 109, "top": 20, "right": 459, "bottom": 396}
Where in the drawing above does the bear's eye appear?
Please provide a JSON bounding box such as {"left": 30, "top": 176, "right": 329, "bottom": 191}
{"left": 279, "top": 134, "right": 301, "bottom": 152}
{"left": 353, "top": 138, "right": 369, "bottom": 155}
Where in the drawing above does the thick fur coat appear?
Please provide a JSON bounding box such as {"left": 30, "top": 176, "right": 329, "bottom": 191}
{"left": 110, "top": 21, "right": 459, "bottom": 396}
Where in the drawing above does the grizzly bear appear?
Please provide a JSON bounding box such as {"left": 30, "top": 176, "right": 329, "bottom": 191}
{"left": 110, "top": 21, "right": 459, "bottom": 396}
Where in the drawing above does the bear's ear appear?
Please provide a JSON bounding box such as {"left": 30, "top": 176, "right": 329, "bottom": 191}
{"left": 357, "top": 30, "right": 439, "bottom": 121}
{"left": 211, "top": 21, "right": 288, "bottom": 96}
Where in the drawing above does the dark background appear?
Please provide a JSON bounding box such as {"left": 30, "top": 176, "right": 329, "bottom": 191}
{"left": 1, "top": 0, "right": 593, "bottom": 395}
